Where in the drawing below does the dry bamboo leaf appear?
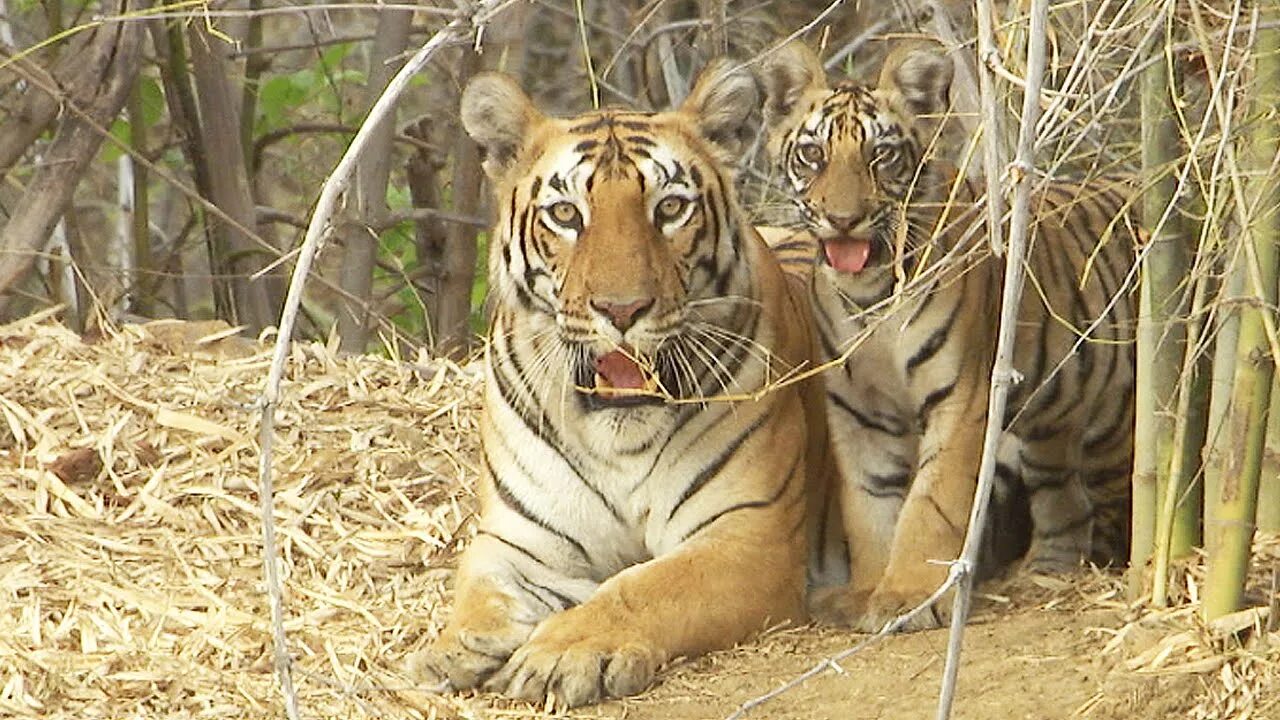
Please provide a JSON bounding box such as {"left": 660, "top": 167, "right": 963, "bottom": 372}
{"left": 154, "top": 407, "right": 241, "bottom": 443}
{"left": 25, "top": 469, "right": 100, "bottom": 520}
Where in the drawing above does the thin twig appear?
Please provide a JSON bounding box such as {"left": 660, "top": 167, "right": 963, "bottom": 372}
{"left": 724, "top": 566, "right": 962, "bottom": 720}
{"left": 972, "top": 0, "right": 1006, "bottom": 256}
{"left": 936, "top": 0, "right": 1051, "bottom": 716}
{"left": 252, "top": 2, "right": 511, "bottom": 717}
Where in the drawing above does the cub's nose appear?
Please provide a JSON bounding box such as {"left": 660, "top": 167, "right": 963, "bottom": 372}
{"left": 590, "top": 297, "right": 655, "bottom": 332}
{"left": 825, "top": 212, "right": 865, "bottom": 234}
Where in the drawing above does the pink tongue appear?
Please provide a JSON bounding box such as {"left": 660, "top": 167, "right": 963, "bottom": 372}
{"left": 595, "top": 350, "right": 646, "bottom": 390}
{"left": 823, "top": 237, "right": 872, "bottom": 273}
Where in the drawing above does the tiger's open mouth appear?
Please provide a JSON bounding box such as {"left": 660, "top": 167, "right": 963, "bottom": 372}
{"left": 821, "top": 233, "right": 886, "bottom": 274}
{"left": 580, "top": 345, "right": 664, "bottom": 408}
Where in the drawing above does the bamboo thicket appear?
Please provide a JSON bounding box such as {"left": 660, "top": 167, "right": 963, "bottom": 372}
{"left": 1202, "top": 2, "right": 1280, "bottom": 621}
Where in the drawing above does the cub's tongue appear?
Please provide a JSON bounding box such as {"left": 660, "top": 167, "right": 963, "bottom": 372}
{"left": 823, "top": 237, "right": 872, "bottom": 273}
{"left": 594, "top": 350, "right": 646, "bottom": 390}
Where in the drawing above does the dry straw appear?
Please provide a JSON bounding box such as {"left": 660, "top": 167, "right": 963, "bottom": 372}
{"left": 0, "top": 312, "right": 491, "bottom": 718}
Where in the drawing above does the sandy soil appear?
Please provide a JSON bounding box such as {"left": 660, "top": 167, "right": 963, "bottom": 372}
{"left": 453, "top": 576, "right": 1211, "bottom": 720}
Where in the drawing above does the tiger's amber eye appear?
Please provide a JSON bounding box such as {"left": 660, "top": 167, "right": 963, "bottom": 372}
{"left": 797, "top": 142, "right": 824, "bottom": 166}
{"left": 654, "top": 196, "right": 690, "bottom": 223}
{"left": 548, "top": 201, "right": 581, "bottom": 228}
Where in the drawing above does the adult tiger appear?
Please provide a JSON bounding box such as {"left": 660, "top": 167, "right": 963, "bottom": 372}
{"left": 411, "top": 61, "right": 831, "bottom": 706}
{"left": 757, "top": 40, "right": 1137, "bottom": 632}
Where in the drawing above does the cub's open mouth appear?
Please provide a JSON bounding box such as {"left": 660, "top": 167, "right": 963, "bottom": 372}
{"left": 821, "top": 234, "right": 884, "bottom": 274}
{"left": 582, "top": 346, "right": 663, "bottom": 407}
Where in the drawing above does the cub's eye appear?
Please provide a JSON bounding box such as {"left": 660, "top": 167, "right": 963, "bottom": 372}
{"left": 796, "top": 142, "right": 825, "bottom": 167}
{"left": 871, "top": 145, "right": 904, "bottom": 170}
{"left": 654, "top": 195, "right": 691, "bottom": 224}
{"left": 546, "top": 201, "right": 582, "bottom": 230}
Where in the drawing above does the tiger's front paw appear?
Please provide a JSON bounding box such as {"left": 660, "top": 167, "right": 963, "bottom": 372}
{"left": 408, "top": 623, "right": 528, "bottom": 692}
{"left": 486, "top": 609, "right": 662, "bottom": 707}
{"left": 808, "top": 584, "right": 872, "bottom": 626}
{"left": 854, "top": 584, "right": 954, "bottom": 633}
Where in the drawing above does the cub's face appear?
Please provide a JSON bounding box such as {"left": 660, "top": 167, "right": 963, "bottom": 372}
{"left": 761, "top": 41, "right": 955, "bottom": 283}
{"left": 462, "top": 63, "right": 759, "bottom": 408}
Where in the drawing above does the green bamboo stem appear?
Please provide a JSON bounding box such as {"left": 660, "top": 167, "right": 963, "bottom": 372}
{"left": 1132, "top": 31, "right": 1190, "bottom": 600}
{"left": 1203, "top": 7, "right": 1280, "bottom": 620}
{"left": 1203, "top": 250, "right": 1246, "bottom": 558}
{"left": 1152, "top": 241, "right": 1211, "bottom": 606}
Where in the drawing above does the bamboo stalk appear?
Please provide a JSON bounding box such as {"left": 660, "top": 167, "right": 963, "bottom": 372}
{"left": 1169, "top": 184, "right": 1211, "bottom": 558}
{"left": 936, "top": 0, "right": 1048, "bottom": 716}
{"left": 1203, "top": 255, "right": 1246, "bottom": 558}
{"left": 1152, "top": 231, "right": 1211, "bottom": 606}
{"left": 1132, "top": 24, "right": 1190, "bottom": 602}
{"left": 1203, "top": 3, "right": 1279, "bottom": 621}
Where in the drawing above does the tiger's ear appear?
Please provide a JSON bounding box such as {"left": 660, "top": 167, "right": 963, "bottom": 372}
{"left": 460, "top": 72, "right": 544, "bottom": 179}
{"left": 759, "top": 41, "right": 827, "bottom": 125}
{"left": 680, "top": 58, "right": 760, "bottom": 158}
{"left": 877, "top": 41, "right": 953, "bottom": 119}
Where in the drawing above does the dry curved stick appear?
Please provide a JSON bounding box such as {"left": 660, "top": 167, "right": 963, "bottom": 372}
{"left": 253, "top": 2, "right": 516, "bottom": 717}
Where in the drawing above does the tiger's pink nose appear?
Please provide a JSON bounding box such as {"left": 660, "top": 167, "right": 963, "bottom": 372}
{"left": 590, "top": 297, "right": 654, "bottom": 332}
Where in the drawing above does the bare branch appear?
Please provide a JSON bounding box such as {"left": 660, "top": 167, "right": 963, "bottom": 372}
{"left": 253, "top": 1, "right": 517, "bottom": 715}
{"left": 936, "top": 0, "right": 1051, "bottom": 716}
{"left": 0, "top": 3, "right": 146, "bottom": 314}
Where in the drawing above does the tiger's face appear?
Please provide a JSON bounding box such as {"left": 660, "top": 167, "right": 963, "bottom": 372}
{"left": 761, "top": 41, "right": 955, "bottom": 287}
{"left": 462, "top": 62, "right": 759, "bottom": 411}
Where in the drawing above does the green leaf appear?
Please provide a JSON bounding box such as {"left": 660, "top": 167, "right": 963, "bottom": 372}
{"left": 101, "top": 118, "right": 130, "bottom": 162}
{"left": 258, "top": 74, "right": 309, "bottom": 130}
{"left": 137, "top": 76, "right": 165, "bottom": 127}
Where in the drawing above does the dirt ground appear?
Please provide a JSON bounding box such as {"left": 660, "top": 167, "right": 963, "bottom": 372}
{"left": 2, "top": 316, "right": 1275, "bottom": 720}
{"left": 451, "top": 576, "right": 1209, "bottom": 720}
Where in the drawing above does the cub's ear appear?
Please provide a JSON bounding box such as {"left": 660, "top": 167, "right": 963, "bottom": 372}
{"left": 460, "top": 72, "right": 544, "bottom": 179}
{"left": 877, "top": 40, "right": 954, "bottom": 119}
{"left": 680, "top": 58, "right": 760, "bottom": 158}
{"left": 759, "top": 40, "right": 827, "bottom": 125}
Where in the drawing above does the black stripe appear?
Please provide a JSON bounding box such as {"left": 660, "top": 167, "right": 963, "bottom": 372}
{"left": 510, "top": 568, "right": 576, "bottom": 610}
{"left": 917, "top": 381, "right": 956, "bottom": 424}
{"left": 905, "top": 309, "right": 957, "bottom": 376}
{"left": 486, "top": 455, "right": 593, "bottom": 564}
{"left": 1019, "top": 453, "right": 1069, "bottom": 475}
{"left": 668, "top": 411, "right": 771, "bottom": 522}
{"left": 923, "top": 493, "right": 963, "bottom": 536}
{"left": 828, "top": 391, "right": 909, "bottom": 436}
{"left": 865, "top": 471, "right": 910, "bottom": 491}
{"left": 478, "top": 529, "right": 554, "bottom": 570}
{"left": 491, "top": 343, "right": 627, "bottom": 523}
{"left": 679, "top": 449, "right": 802, "bottom": 542}
{"left": 1024, "top": 471, "right": 1072, "bottom": 491}
{"left": 862, "top": 484, "right": 908, "bottom": 499}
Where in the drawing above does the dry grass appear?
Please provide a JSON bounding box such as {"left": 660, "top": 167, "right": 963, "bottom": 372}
{"left": 0, "top": 311, "right": 501, "bottom": 718}
{"left": 1089, "top": 536, "right": 1280, "bottom": 720}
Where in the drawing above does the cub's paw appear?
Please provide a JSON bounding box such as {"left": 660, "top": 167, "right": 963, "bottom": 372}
{"left": 808, "top": 584, "right": 871, "bottom": 627}
{"left": 855, "top": 584, "right": 955, "bottom": 633}
{"left": 1020, "top": 547, "right": 1088, "bottom": 576}
{"left": 486, "top": 612, "right": 661, "bottom": 707}
{"left": 408, "top": 626, "right": 526, "bottom": 692}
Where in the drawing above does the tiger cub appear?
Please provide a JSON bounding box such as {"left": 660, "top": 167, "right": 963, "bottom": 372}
{"left": 757, "top": 40, "right": 1137, "bottom": 632}
{"left": 411, "top": 61, "right": 830, "bottom": 705}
